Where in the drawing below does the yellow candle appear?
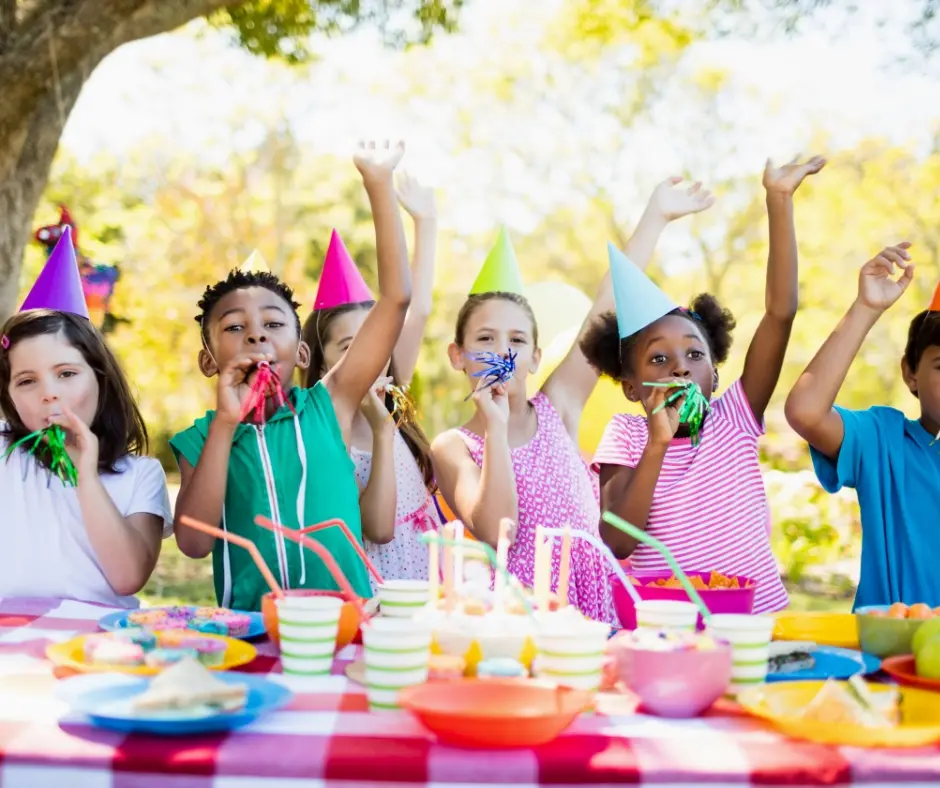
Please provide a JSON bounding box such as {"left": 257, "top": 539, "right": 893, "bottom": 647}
{"left": 558, "top": 525, "right": 572, "bottom": 608}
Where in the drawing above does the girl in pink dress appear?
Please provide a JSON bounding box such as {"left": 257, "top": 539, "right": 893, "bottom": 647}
{"left": 431, "top": 178, "right": 715, "bottom": 622}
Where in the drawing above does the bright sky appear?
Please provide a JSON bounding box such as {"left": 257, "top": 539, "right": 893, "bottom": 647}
{"left": 59, "top": 0, "right": 940, "bottom": 233}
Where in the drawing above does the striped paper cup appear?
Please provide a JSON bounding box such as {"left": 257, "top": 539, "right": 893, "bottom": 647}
{"left": 636, "top": 600, "right": 699, "bottom": 632}
{"left": 276, "top": 596, "right": 343, "bottom": 676}
{"left": 705, "top": 613, "right": 773, "bottom": 694}
{"left": 378, "top": 580, "right": 430, "bottom": 618}
{"left": 362, "top": 618, "right": 432, "bottom": 711}
{"left": 533, "top": 619, "right": 609, "bottom": 692}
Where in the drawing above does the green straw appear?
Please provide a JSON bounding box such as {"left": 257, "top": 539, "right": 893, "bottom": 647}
{"left": 601, "top": 511, "right": 711, "bottom": 622}
{"left": 419, "top": 532, "right": 533, "bottom": 617}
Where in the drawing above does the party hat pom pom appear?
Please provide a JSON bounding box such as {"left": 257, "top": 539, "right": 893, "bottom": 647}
{"left": 645, "top": 380, "right": 710, "bottom": 447}
{"left": 464, "top": 349, "right": 517, "bottom": 401}
{"left": 4, "top": 425, "right": 78, "bottom": 486}
{"left": 239, "top": 361, "right": 296, "bottom": 425}
{"left": 387, "top": 384, "right": 418, "bottom": 427}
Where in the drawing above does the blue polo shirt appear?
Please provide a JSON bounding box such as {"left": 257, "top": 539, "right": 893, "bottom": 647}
{"left": 811, "top": 405, "right": 940, "bottom": 610}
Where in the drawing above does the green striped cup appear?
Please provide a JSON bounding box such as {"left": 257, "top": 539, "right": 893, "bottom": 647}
{"left": 533, "top": 619, "right": 610, "bottom": 693}
{"left": 276, "top": 596, "right": 342, "bottom": 676}
{"left": 362, "top": 618, "right": 432, "bottom": 711}
{"left": 705, "top": 613, "right": 773, "bottom": 695}
{"left": 377, "top": 580, "right": 430, "bottom": 619}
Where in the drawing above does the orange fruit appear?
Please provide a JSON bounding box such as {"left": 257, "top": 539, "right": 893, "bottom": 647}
{"left": 934, "top": 607, "right": 940, "bottom": 617}
{"left": 909, "top": 603, "right": 933, "bottom": 619}
{"left": 887, "top": 603, "right": 909, "bottom": 618}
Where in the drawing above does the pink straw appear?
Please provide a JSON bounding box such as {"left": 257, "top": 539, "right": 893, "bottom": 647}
{"left": 294, "top": 517, "right": 385, "bottom": 585}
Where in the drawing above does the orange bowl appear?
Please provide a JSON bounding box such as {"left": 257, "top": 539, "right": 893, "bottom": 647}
{"left": 262, "top": 590, "right": 362, "bottom": 650}
{"left": 399, "top": 678, "right": 590, "bottom": 748}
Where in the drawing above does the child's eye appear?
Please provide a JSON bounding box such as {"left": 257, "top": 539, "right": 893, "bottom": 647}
{"left": 266, "top": 321, "right": 285, "bottom": 330}
{"left": 510, "top": 337, "right": 526, "bottom": 345}
{"left": 688, "top": 349, "right": 705, "bottom": 360}
{"left": 15, "top": 378, "right": 35, "bottom": 387}
{"left": 59, "top": 370, "right": 77, "bottom": 379}
{"left": 223, "top": 324, "right": 243, "bottom": 333}
{"left": 651, "top": 353, "right": 667, "bottom": 364}
{"left": 477, "top": 335, "right": 492, "bottom": 342}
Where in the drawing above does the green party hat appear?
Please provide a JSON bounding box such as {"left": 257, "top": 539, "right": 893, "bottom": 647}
{"left": 470, "top": 226, "right": 525, "bottom": 295}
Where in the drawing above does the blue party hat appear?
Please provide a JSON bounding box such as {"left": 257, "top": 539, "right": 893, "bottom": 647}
{"left": 608, "top": 242, "right": 677, "bottom": 339}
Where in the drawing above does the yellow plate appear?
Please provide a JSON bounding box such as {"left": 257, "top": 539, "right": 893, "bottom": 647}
{"left": 773, "top": 611, "right": 859, "bottom": 650}
{"left": 47, "top": 632, "right": 256, "bottom": 676}
{"left": 738, "top": 680, "right": 940, "bottom": 748}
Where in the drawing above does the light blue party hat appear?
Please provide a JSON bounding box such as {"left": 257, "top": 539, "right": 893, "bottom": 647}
{"left": 608, "top": 242, "right": 677, "bottom": 339}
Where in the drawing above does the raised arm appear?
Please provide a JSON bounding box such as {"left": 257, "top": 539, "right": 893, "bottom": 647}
{"left": 785, "top": 243, "right": 913, "bottom": 459}
{"left": 357, "top": 377, "right": 397, "bottom": 545}
{"left": 392, "top": 173, "right": 437, "bottom": 385}
{"left": 325, "top": 141, "right": 412, "bottom": 433}
{"left": 740, "top": 156, "right": 825, "bottom": 421}
{"left": 542, "top": 178, "right": 715, "bottom": 436}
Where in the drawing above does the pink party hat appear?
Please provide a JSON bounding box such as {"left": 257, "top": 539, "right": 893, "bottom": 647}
{"left": 20, "top": 226, "right": 89, "bottom": 319}
{"left": 313, "top": 229, "right": 373, "bottom": 310}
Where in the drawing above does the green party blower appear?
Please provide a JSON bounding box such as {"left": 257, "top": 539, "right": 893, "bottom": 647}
{"left": 5, "top": 425, "right": 78, "bottom": 486}
{"left": 644, "top": 380, "right": 709, "bottom": 447}
{"left": 602, "top": 511, "right": 711, "bottom": 622}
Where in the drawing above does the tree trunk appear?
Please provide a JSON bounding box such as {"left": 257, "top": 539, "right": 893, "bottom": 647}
{"left": 0, "top": 0, "right": 238, "bottom": 323}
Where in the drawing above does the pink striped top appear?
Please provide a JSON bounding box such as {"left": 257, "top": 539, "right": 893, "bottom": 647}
{"left": 592, "top": 379, "right": 788, "bottom": 614}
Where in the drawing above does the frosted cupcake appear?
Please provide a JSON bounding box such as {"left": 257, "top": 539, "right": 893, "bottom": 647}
{"left": 113, "top": 627, "right": 157, "bottom": 652}
{"left": 211, "top": 612, "right": 251, "bottom": 638}
{"left": 188, "top": 618, "right": 228, "bottom": 635}
{"left": 90, "top": 640, "right": 145, "bottom": 667}
{"left": 187, "top": 638, "right": 228, "bottom": 667}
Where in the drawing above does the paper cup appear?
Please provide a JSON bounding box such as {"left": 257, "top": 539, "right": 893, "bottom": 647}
{"left": 276, "top": 596, "right": 342, "bottom": 676}
{"left": 362, "top": 618, "right": 432, "bottom": 710}
{"left": 706, "top": 613, "right": 773, "bottom": 694}
{"left": 636, "top": 600, "right": 698, "bottom": 632}
{"left": 533, "top": 619, "right": 609, "bottom": 692}
{"left": 378, "top": 580, "right": 430, "bottom": 618}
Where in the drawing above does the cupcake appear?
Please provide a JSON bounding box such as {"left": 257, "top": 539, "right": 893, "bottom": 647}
{"left": 212, "top": 612, "right": 251, "bottom": 638}
{"left": 187, "top": 638, "right": 228, "bottom": 667}
{"left": 90, "top": 640, "right": 146, "bottom": 667}
{"left": 145, "top": 647, "right": 199, "bottom": 669}
{"left": 428, "top": 654, "right": 466, "bottom": 681}
{"left": 476, "top": 657, "right": 527, "bottom": 678}
{"left": 82, "top": 634, "right": 112, "bottom": 662}
{"left": 113, "top": 626, "right": 157, "bottom": 652}
{"left": 128, "top": 610, "right": 167, "bottom": 628}
{"left": 195, "top": 607, "right": 224, "bottom": 619}
{"left": 188, "top": 617, "right": 228, "bottom": 635}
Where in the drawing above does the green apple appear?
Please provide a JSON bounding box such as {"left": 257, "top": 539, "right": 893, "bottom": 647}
{"left": 915, "top": 635, "right": 940, "bottom": 680}
{"left": 912, "top": 618, "right": 940, "bottom": 656}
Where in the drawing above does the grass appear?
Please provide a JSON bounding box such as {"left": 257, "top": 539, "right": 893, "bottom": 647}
{"left": 142, "top": 538, "right": 855, "bottom": 613}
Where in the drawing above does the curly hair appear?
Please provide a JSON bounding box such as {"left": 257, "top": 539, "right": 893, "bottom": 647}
{"left": 904, "top": 309, "right": 940, "bottom": 373}
{"left": 196, "top": 270, "right": 302, "bottom": 342}
{"left": 580, "top": 293, "right": 736, "bottom": 379}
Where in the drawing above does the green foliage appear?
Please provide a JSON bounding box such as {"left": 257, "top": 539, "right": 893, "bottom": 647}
{"left": 213, "top": 0, "right": 464, "bottom": 63}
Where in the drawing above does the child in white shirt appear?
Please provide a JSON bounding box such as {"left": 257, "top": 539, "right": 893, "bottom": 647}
{"left": 0, "top": 310, "right": 171, "bottom": 608}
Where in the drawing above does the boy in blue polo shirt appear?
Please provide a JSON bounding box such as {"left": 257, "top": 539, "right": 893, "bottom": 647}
{"left": 785, "top": 240, "right": 940, "bottom": 609}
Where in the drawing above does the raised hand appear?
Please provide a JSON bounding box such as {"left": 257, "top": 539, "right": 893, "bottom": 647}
{"left": 354, "top": 140, "right": 405, "bottom": 184}
{"left": 471, "top": 379, "right": 510, "bottom": 428}
{"left": 396, "top": 172, "right": 437, "bottom": 221}
{"left": 650, "top": 177, "right": 716, "bottom": 222}
{"left": 762, "top": 154, "right": 826, "bottom": 195}
{"left": 857, "top": 242, "right": 914, "bottom": 312}
{"left": 215, "top": 352, "right": 273, "bottom": 426}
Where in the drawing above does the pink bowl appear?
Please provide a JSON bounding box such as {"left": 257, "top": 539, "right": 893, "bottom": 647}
{"left": 614, "top": 641, "right": 732, "bottom": 718}
{"left": 610, "top": 571, "right": 756, "bottom": 631}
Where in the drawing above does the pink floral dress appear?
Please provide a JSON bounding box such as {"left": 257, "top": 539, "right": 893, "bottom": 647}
{"left": 459, "top": 393, "right": 616, "bottom": 624}
{"left": 352, "top": 431, "right": 441, "bottom": 594}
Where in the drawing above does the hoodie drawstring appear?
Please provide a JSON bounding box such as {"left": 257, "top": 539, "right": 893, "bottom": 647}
{"left": 291, "top": 411, "right": 308, "bottom": 585}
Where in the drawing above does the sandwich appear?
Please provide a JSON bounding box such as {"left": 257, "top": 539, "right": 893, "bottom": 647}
{"left": 768, "top": 641, "right": 816, "bottom": 674}
{"left": 133, "top": 656, "right": 247, "bottom": 714}
{"left": 798, "top": 676, "right": 900, "bottom": 728}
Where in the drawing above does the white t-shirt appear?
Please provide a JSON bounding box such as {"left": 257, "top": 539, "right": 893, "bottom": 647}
{"left": 0, "top": 425, "right": 172, "bottom": 609}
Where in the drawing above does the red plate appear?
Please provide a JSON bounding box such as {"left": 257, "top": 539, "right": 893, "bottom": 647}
{"left": 399, "top": 679, "right": 590, "bottom": 748}
{"left": 881, "top": 655, "right": 940, "bottom": 691}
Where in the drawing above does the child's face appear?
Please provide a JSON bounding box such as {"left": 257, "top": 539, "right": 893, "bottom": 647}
{"left": 202, "top": 287, "right": 308, "bottom": 382}
{"left": 449, "top": 299, "right": 541, "bottom": 396}
{"left": 319, "top": 307, "right": 390, "bottom": 378}
{"left": 7, "top": 332, "right": 100, "bottom": 432}
{"left": 902, "top": 345, "right": 940, "bottom": 432}
{"left": 623, "top": 315, "right": 716, "bottom": 406}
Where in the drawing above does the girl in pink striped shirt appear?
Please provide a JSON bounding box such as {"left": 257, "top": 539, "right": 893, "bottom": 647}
{"left": 582, "top": 155, "right": 826, "bottom": 614}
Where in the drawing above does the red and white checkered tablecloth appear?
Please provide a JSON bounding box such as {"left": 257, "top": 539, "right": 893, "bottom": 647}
{"left": 2, "top": 598, "right": 940, "bottom": 788}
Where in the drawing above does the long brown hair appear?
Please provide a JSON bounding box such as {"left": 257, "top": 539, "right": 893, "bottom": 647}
{"left": 0, "top": 310, "right": 149, "bottom": 473}
{"left": 301, "top": 303, "right": 435, "bottom": 491}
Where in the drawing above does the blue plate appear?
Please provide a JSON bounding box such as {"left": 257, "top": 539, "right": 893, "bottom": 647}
{"left": 98, "top": 607, "right": 266, "bottom": 640}
{"left": 766, "top": 645, "right": 881, "bottom": 682}
{"left": 57, "top": 672, "right": 292, "bottom": 736}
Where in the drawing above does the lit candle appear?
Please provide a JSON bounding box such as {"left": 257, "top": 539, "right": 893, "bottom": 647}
{"left": 428, "top": 526, "right": 440, "bottom": 605}
{"left": 557, "top": 525, "right": 572, "bottom": 608}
